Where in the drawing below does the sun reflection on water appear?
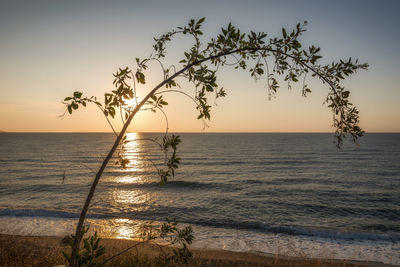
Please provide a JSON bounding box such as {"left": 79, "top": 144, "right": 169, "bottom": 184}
{"left": 87, "top": 218, "right": 143, "bottom": 240}
{"left": 112, "top": 189, "right": 149, "bottom": 206}
{"left": 113, "top": 218, "right": 138, "bottom": 240}
{"left": 115, "top": 132, "right": 142, "bottom": 183}
{"left": 116, "top": 176, "right": 140, "bottom": 183}
{"left": 110, "top": 132, "right": 151, "bottom": 238}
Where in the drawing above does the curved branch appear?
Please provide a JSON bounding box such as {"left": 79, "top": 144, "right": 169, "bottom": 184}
{"left": 95, "top": 104, "right": 118, "bottom": 137}
{"left": 119, "top": 106, "right": 126, "bottom": 125}
{"left": 223, "top": 53, "right": 242, "bottom": 66}
{"left": 154, "top": 90, "right": 198, "bottom": 106}
{"left": 168, "top": 64, "right": 178, "bottom": 76}
{"left": 156, "top": 106, "right": 169, "bottom": 135}
{"left": 148, "top": 57, "right": 167, "bottom": 79}
{"left": 69, "top": 42, "right": 363, "bottom": 266}
{"left": 102, "top": 240, "right": 145, "bottom": 265}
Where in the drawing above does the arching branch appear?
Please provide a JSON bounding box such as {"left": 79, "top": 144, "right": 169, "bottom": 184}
{"left": 66, "top": 18, "right": 367, "bottom": 266}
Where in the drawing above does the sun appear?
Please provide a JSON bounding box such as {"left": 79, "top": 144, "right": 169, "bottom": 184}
{"left": 123, "top": 98, "right": 137, "bottom": 109}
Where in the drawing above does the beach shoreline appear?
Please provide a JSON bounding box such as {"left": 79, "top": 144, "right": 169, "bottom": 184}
{"left": 0, "top": 234, "right": 391, "bottom": 266}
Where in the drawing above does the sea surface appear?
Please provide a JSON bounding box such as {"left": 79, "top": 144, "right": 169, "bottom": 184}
{"left": 0, "top": 133, "right": 399, "bottom": 264}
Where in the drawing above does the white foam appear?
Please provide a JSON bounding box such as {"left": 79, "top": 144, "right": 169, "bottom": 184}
{"left": 0, "top": 216, "right": 398, "bottom": 265}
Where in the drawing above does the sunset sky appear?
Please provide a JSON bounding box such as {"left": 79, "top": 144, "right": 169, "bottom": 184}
{"left": 1, "top": 0, "right": 399, "bottom": 133}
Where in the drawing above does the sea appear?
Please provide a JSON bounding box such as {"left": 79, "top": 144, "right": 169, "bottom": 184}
{"left": 0, "top": 133, "right": 399, "bottom": 264}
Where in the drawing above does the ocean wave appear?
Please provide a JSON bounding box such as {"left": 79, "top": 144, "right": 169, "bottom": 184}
{"left": 2, "top": 207, "right": 399, "bottom": 243}
{"left": 190, "top": 219, "right": 400, "bottom": 243}
{"left": 0, "top": 208, "right": 105, "bottom": 219}
{"left": 104, "top": 180, "right": 230, "bottom": 191}
{"left": 266, "top": 225, "right": 400, "bottom": 242}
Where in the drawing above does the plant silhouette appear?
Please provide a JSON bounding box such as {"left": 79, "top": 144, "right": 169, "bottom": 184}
{"left": 62, "top": 17, "right": 368, "bottom": 266}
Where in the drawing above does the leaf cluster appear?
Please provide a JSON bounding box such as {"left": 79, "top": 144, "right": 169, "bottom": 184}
{"left": 140, "top": 218, "right": 193, "bottom": 264}
{"left": 157, "top": 135, "right": 181, "bottom": 185}
{"left": 62, "top": 67, "right": 136, "bottom": 132}
{"left": 62, "top": 226, "right": 105, "bottom": 267}
{"left": 147, "top": 94, "right": 169, "bottom": 112}
{"left": 143, "top": 18, "right": 368, "bottom": 147}
{"left": 63, "top": 91, "right": 93, "bottom": 115}
{"left": 115, "top": 134, "right": 181, "bottom": 186}
{"left": 63, "top": 17, "right": 368, "bottom": 148}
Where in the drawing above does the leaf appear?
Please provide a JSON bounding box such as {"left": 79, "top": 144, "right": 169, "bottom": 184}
{"left": 73, "top": 91, "right": 82, "bottom": 99}
{"left": 95, "top": 247, "right": 105, "bottom": 258}
{"left": 206, "top": 85, "right": 213, "bottom": 92}
{"left": 108, "top": 107, "right": 116, "bottom": 118}
{"left": 282, "top": 28, "right": 287, "bottom": 38}
{"left": 62, "top": 251, "right": 70, "bottom": 261}
{"left": 84, "top": 239, "right": 90, "bottom": 251}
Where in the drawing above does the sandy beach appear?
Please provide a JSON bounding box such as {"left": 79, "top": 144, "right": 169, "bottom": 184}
{"left": 0, "top": 234, "right": 391, "bottom": 266}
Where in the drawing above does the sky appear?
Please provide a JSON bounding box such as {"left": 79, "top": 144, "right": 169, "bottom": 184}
{"left": 0, "top": 0, "right": 399, "bottom": 133}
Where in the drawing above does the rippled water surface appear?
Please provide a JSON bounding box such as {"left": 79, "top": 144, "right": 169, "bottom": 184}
{"left": 0, "top": 133, "right": 399, "bottom": 263}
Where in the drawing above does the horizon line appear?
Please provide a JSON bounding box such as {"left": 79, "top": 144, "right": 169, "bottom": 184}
{"left": 1, "top": 131, "right": 399, "bottom": 134}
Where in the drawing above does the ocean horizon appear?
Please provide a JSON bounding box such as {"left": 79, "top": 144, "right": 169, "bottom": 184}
{"left": 0, "top": 133, "right": 399, "bottom": 264}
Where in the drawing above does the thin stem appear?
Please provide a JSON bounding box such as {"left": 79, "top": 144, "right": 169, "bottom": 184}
{"left": 95, "top": 104, "right": 118, "bottom": 137}
{"left": 119, "top": 106, "right": 126, "bottom": 125}
{"left": 156, "top": 106, "right": 169, "bottom": 136}
{"left": 149, "top": 57, "right": 167, "bottom": 79}
{"left": 155, "top": 90, "right": 198, "bottom": 106}
{"left": 102, "top": 240, "right": 145, "bottom": 265}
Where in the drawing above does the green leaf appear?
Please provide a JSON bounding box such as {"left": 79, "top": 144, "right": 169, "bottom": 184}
{"left": 62, "top": 251, "right": 70, "bottom": 261}
{"left": 108, "top": 107, "right": 116, "bottom": 118}
{"left": 73, "top": 91, "right": 83, "bottom": 99}
{"left": 84, "top": 239, "right": 90, "bottom": 251}
{"left": 282, "top": 28, "right": 287, "bottom": 38}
